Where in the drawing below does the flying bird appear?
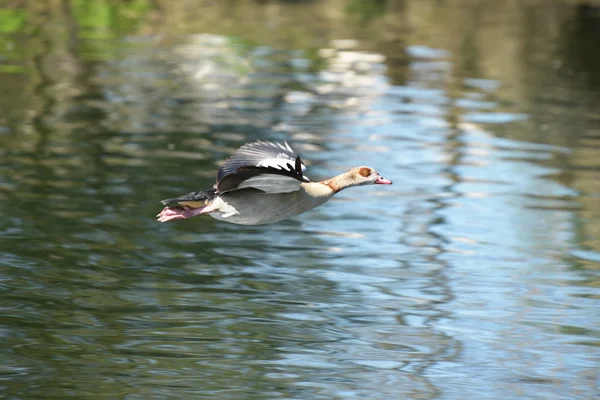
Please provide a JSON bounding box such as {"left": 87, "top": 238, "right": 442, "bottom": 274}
{"left": 157, "top": 140, "right": 392, "bottom": 225}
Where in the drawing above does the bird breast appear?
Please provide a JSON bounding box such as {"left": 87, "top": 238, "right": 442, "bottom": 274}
{"left": 210, "top": 184, "right": 333, "bottom": 225}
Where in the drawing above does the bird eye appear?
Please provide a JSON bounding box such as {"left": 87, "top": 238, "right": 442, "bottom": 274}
{"left": 358, "top": 167, "right": 371, "bottom": 177}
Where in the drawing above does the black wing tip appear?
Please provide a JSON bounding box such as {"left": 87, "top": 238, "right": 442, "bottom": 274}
{"left": 295, "top": 156, "right": 304, "bottom": 180}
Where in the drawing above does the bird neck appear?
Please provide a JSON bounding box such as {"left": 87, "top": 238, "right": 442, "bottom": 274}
{"left": 321, "top": 172, "right": 362, "bottom": 193}
{"left": 301, "top": 181, "right": 335, "bottom": 197}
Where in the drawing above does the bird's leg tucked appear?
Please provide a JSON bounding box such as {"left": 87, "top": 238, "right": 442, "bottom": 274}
{"left": 156, "top": 205, "right": 212, "bottom": 222}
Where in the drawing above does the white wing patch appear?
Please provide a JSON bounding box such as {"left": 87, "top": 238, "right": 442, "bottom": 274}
{"left": 257, "top": 156, "right": 307, "bottom": 172}
{"left": 256, "top": 143, "right": 307, "bottom": 173}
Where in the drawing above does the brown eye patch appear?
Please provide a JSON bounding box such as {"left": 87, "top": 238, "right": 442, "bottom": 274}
{"left": 358, "top": 167, "right": 372, "bottom": 177}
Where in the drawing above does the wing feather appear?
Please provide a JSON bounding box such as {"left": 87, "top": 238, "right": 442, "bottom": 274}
{"left": 216, "top": 141, "right": 310, "bottom": 194}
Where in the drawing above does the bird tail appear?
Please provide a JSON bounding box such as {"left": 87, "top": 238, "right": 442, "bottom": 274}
{"left": 160, "top": 188, "right": 217, "bottom": 206}
{"left": 157, "top": 188, "right": 218, "bottom": 222}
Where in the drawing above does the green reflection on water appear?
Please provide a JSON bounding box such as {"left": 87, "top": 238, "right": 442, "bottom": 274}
{"left": 0, "top": 8, "right": 26, "bottom": 33}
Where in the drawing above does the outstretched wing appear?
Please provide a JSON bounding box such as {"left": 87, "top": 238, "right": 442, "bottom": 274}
{"left": 216, "top": 141, "right": 310, "bottom": 194}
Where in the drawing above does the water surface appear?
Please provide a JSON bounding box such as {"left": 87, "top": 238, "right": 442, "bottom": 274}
{"left": 1, "top": 1, "right": 599, "bottom": 399}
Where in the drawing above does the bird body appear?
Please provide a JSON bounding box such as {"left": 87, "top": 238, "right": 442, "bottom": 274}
{"left": 157, "top": 141, "right": 391, "bottom": 225}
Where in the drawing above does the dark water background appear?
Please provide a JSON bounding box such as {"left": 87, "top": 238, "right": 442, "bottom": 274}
{"left": 1, "top": 1, "right": 599, "bottom": 399}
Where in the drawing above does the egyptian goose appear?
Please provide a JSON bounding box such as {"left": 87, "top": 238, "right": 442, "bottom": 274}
{"left": 157, "top": 141, "right": 392, "bottom": 225}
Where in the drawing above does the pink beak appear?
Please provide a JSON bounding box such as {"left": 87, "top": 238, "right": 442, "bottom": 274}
{"left": 375, "top": 176, "right": 392, "bottom": 185}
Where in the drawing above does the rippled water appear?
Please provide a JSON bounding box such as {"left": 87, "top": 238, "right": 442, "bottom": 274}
{"left": 1, "top": 1, "right": 599, "bottom": 399}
